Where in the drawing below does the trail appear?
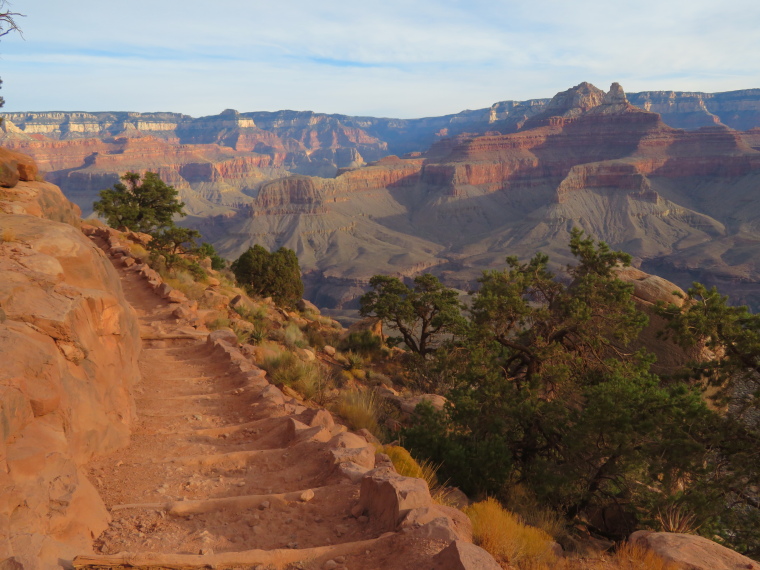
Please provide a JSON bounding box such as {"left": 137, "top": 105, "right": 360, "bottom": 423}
{"left": 74, "top": 251, "right": 455, "bottom": 570}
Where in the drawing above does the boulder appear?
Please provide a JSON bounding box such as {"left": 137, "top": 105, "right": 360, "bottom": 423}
{"left": 0, "top": 148, "right": 38, "bottom": 188}
{"left": 297, "top": 298, "right": 320, "bottom": 314}
{"left": 399, "top": 394, "right": 447, "bottom": 415}
{"left": 323, "top": 345, "right": 336, "bottom": 357}
{"left": 432, "top": 541, "right": 502, "bottom": 570}
{"left": 208, "top": 328, "right": 238, "bottom": 345}
{"left": 630, "top": 531, "right": 760, "bottom": 570}
{"left": 355, "top": 467, "right": 431, "bottom": 531}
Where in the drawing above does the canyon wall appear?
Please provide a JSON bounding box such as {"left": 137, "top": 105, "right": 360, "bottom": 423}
{"left": 0, "top": 153, "right": 141, "bottom": 569}
{"left": 192, "top": 83, "right": 760, "bottom": 314}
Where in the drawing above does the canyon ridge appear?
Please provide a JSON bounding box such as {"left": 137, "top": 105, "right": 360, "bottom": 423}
{"left": 5, "top": 82, "right": 760, "bottom": 314}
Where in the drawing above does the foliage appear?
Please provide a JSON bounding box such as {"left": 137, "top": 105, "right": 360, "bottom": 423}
{"left": 339, "top": 330, "right": 382, "bottom": 356}
{"left": 360, "top": 273, "right": 466, "bottom": 355}
{"left": 231, "top": 244, "right": 304, "bottom": 308}
{"left": 260, "top": 350, "right": 321, "bottom": 398}
{"left": 93, "top": 172, "right": 187, "bottom": 234}
{"left": 198, "top": 242, "right": 226, "bottom": 270}
{"left": 149, "top": 226, "right": 202, "bottom": 269}
{"left": 0, "top": 1, "right": 24, "bottom": 110}
{"left": 466, "top": 498, "right": 557, "bottom": 567}
{"left": 656, "top": 283, "right": 760, "bottom": 555}
{"left": 380, "top": 444, "right": 452, "bottom": 505}
{"left": 403, "top": 230, "right": 721, "bottom": 542}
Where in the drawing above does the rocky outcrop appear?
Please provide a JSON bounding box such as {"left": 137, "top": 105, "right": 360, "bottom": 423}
{"left": 616, "top": 267, "right": 713, "bottom": 376}
{"left": 0, "top": 155, "right": 141, "bottom": 569}
{"left": 630, "top": 531, "right": 760, "bottom": 570}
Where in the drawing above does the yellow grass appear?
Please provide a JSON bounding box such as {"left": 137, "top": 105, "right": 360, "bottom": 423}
{"left": 333, "top": 389, "right": 379, "bottom": 435}
{"left": 466, "top": 498, "right": 557, "bottom": 568}
{"left": 1, "top": 227, "right": 16, "bottom": 242}
{"left": 380, "top": 445, "right": 457, "bottom": 507}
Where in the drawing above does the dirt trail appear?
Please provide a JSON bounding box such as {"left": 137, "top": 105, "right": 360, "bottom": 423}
{"left": 76, "top": 256, "right": 455, "bottom": 569}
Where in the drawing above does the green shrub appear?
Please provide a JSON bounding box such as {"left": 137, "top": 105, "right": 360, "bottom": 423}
{"left": 282, "top": 322, "right": 307, "bottom": 349}
{"left": 231, "top": 244, "right": 304, "bottom": 308}
{"left": 208, "top": 316, "right": 231, "bottom": 331}
{"left": 343, "top": 351, "right": 364, "bottom": 372}
{"left": 261, "top": 351, "right": 320, "bottom": 393}
{"left": 340, "top": 330, "right": 382, "bottom": 356}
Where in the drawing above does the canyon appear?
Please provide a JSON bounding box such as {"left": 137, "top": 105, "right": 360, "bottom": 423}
{"left": 5, "top": 83, "right": 760, "bottom": 312}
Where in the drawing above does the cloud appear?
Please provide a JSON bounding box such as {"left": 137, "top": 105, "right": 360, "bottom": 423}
{"left": 1, "top": 0, "right": 759, "bottom": 117}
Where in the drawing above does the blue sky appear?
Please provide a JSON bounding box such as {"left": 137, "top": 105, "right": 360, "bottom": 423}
{"left": 1, "top": 0, "right": 759, "bottom": 118}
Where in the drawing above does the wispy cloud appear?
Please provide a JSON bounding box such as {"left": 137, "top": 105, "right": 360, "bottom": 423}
{"left": 1, "top": 0, "right": 759, "bottom": 117}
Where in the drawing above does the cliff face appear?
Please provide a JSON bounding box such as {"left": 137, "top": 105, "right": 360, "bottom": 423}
{"left": 196, "top": 83, "right": 760, "bottom": 313}
{"left": 0, "top": 154, "right": 141, "bottom": 568}
{"left": 5, "top": 85, "right": 760, "bottom": 225}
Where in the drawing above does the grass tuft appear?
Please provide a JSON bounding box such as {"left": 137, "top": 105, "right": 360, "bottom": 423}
{"left": 1, "top": 227, "right": 16, "bottom": 243}
{"left": 334, "top": 389, "right": 379, "bottom": 436}
{"left": 466, "top": 498, "right": 557, "bottom": 567}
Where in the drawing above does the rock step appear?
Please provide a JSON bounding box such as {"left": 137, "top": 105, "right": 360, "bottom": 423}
{"left": 73, "top": 231, "right": 494, "bottom": 570}
{"left": 74, "top": 537, "right": 380, "bottom": 569}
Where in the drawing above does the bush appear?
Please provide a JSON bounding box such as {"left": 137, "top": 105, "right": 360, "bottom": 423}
{"left": 282, "top": 322, "right": 307, "bottom": 349}
{"left": 231, "top": 244, "right": 304, "bottom": 308}
{"left": 261, "top": 351, "right": 321, "bottom": 397}
{"left": 340, "top": 330, "right": 382, "bottom": 356}
{"left": 208, "top": 316, "right": 231, "bottom": 331}
{"left": 610, "top": 542, "right": 678, "bottom": 570}
{"left": 466, "top": 498, "right": 557, "bottom": 567}
{"left": 343, "top": 351, "right": 364, "bottom": 372}
{"left": 93, "top": 171, "right": 186, "bottom": 234}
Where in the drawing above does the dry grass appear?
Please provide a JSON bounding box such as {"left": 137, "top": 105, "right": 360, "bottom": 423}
{"left": 333, "top": 389, "right": 380, "bottom": 436}
{"left": 127, "top": 242, "right": 149, "bottom": 261}
{"left": 1, "top": 227, "right": 16, "bottom": 243}
{"left": 165, "top": 271, "right": 206, "bottom": 302}
{"left": 466, "top": 498, "right": 557, "bottom": 568}
{"left": 260, "top": 350, "right": 322, "bottom": 400}
{"left": 608, "top": 542, "right": 679, "bottom": 570}
{"left": 380, "top": 445, "right": 456, "bottom": 507}
{"left": 504, "top": 484, "right": 568, "bottom": 543}
{"left": 655, "top": 504, "right": 700, "bottom": 534}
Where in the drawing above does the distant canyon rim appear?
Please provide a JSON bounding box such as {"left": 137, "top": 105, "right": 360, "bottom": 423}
{"left": 5, "top": 81, "right": 760, "bottom": 316}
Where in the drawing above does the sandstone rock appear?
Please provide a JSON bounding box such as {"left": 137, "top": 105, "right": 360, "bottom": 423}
{"left": 208, "top": 328, "right": 238, "bottom": 345}
{"left": 125, "top": 231, "right": 152, "bottom": 246}
{"left": 296, "top": 347, "right": 315, "bottom": 361}
{"left": 296, "top": 298, "right": 320, "bottom": 314}
{"left": 630, "top": 531, "right": 760, "bottom": 570}
{"left": 356, "top": 468, "right": 431, "bottom": 531}
{"left": 402, "top": 504, "right": 472, "bottom": 542}
{"left": 206, "top": 277, "right": 220, "bottom": 288}
{"left": 323, "top": 345, "right": 336, "bottom": 357}
{"left": 165, "top": 289, "right": 187, "bottom": 304}
{"left": 172, "top": 304, "right": 196, "bottom": 321}
{"left": 203, "top": 290, "right": 230, "bottom": 310}
{"left": 307, "top": 409, "right": 335, "bottom": 430}
{"left": 432, "top": 540, "right": 502, "bottom": 570}
{"left": 0, "top": 188, "right": 140, "bottom": 568}
{"left": 399, "top": 394, "right": 447, "bottom": 415}
{"left": 0, "top": 148, "right": 38, "bottom": 188}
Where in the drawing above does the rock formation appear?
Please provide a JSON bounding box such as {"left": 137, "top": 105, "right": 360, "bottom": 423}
{"left": 192, "top": 83, "right": 760, "bottom": 315}
{"left": 0, "top": 154, "right": 141, "bottom": 568}
{"left": 6, "top": 83, "right": 760, "bottom": 312}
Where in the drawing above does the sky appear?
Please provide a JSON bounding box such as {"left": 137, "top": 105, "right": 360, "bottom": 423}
{"left": 1, "top": 0, "right": 759, "bottom": 119}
